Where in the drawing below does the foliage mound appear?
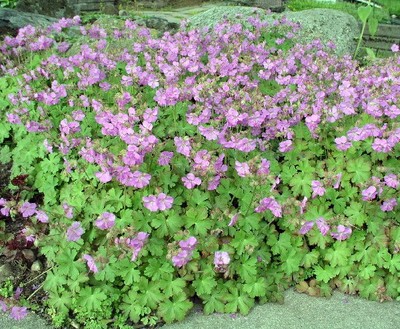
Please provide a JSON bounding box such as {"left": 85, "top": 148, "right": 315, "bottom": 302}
{"left": 0, "top": 13, "right": 399, "bottom": 329}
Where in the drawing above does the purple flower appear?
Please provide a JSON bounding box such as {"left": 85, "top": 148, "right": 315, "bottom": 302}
{"left": 335, "top": 136, "right": 351, "bottom": 151}
{"left": 255, "top": 197, "right": 282, "bottom": 217}
{"left": 235, "top": 161, "right": 251, "bottom": 177}
{"left": 299, "top": 196, "right": 308, "bottom": 215}
{"left": 83, "top": 254, "right": 98, "bottom": 273}
{"left": 66, "top": 222, "right": 84, "bottom": 241}
{"left": 63, "top": 203, "right": 74, "bottom": 219}
{"left": 95, "top": 212, "right": 116, "bottom": 230}
{"left": 10, "top": 306, "right": 28, "bottom": 320}
{"left": 279, "top": 140, "right": 293, "bottom": 152}
{"left": 174, "top": 137, "right": 191, "bottom": 157}
{"left": 311, "top": 181, "right": 326, "bottom": 198}
{"left": 391, "top": 43, "right": 399, "bottom": 53}
{"left": 35, "top": 210, "right": 49, "bottom": 223}
{"left": 179, "top": 236, "right": 197, "bottom": 251}
{"left": 330, "top": 225, "right": 352, "bottom": 241}
{"left": 384, "top": 174, "right": 399, "bottom": 189}
{"left": 372, "top": 138, "right": 391, "bottom": 153}
{"left": 228, "top": 214, "right": 239, "bottom": 227}
{"left": 381, "top": 198, "right": 397, "bottom": 212}
{"left": 257, "top": 159, "right": 270, "bottom": 176}
{"left": 95, "top": 171, "right": 112, "bottom": 183}
{"left": 19, "top": 202, "right": 37, "bottom": 218}
{"left": 299, "top": 221, "right": 314, "bottom": 235}
{"left": 214, "top": 251, "right": 230, "bottom": 266}
{"left": 182, "top": 173, "right": 201, "bottom": 189}
{"left": 0, "top": 300, "right": 7, "bottom": 312}
{"left": 316, "top": 217, "right": 330, "bottom": 236}
{"left": 362, "top": 186, "right": 377, "bottom": 201}
{"left": 333, "top": 173, "right": 342, "bottom": 189}
{"left": 143, "top": 195, "right": 158, "bottom": 212}
{"left": 130, "top": 171, "right": 151, "bottom": 188}
{"left": 172, "top": 250, "right": 192, "bottom": 268}
{"left": 156, "top": 193, "right": 174, "bottom": 211}
{"left": 158, "top": 151, "right": 174, "bottom": 166}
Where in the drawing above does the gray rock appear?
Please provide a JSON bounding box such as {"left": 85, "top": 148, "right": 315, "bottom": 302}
{"left": 0, "top": 263, "right": 14, "bottom": 283}
{"left": 187, "top": 7, "right": 359, "bottom": 57}
{"left": 0, "top": 7, "right": 57, "bottom": 37}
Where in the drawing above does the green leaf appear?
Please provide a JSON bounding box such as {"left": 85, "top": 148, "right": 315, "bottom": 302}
{"left": 119, "top": 263, "right": 141, "bottom": 286}
{"left": 324, "top": 243, "right": 352, "bottom": 267}
{"left": 43, "top": 270, "right": 68, "bottom": 293}
{"left": 365, "top": 47, "right": 376, "bottom": 60}
{"left": 359, "top": 264, "right": 376, "bottom": 280}
{"left": 367, "top": 17, "right": 378, "bottom": 37}
{"left": 77, "top": 287, "right": 107, "bottom": 311}
{"left": 388, "top": 254, "right": 400, "bottom": 275}
{"left": 302, "top": 250, "right": 320, "bottom": 268}
{"left": 56, "top": 248, "right": 84, "bottom": 280}
{"left": 138, "top": 281, "right": 164, "bottom": 309}
{"left": 346, "top": 158, "right": 371, "bottom": 183}
{"left": 145, "top": 259, "right": 174, "bottom": 281}
{"left": 281, "top": 249, "right": 303, "bottom": 275}
{"left": 203, "top": 294, "right": 225, "bottom": 314}
{"left": 314, "top": 265, "right": 339, "bottom": 283}
{"left": 358, "top": 5, "right": 373, "bottom": 23}
{"left": 344, "top": 202, "right": 368, "bottom": 226}
{"left": 121, "top": 287, "right": 141, "bottom": 322}
{"left": 236, "top": 256, "right": 257, "bottom": 282}
{"left": 157, "top": 295, "right": 193, "bottom": 323}
{"left": 271, "top": 232, "right": 292, "bottom": 256}
{"left": 47, "top": 291, "right": 71, "bottom": 314}
{"left": 193, "top": 275, "right": 217, "bottom": 296}
{"left": 185, "top": 207, "right": 212, "bottom": 236}
{"left": 161, "top": 278, "right": 187, "bottom": 298}
{"left": 231, "top": 231, "right": 259, "bottom": 255}
{"left": 243, "top": 277, "right": 267, "bottom": 298}
{"left": 188, "top": 189, "right": 211, "bottom": 208}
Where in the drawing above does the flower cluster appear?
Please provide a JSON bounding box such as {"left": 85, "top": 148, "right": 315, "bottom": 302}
{"left": 115, "top": 232, "right": 150, "bottom": 262}
{"left": 298, "top": 217, "right": 352, "bottom": 240}
{"left": 172, "top": 237, "right": 197, "bottom": 268}
{"left": 142, "top": 193, "right": 174, "bottom": 212}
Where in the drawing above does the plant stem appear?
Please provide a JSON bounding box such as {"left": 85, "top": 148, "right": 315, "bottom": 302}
{"left": 21, "top": 266, "right": 54, "bottom": 287}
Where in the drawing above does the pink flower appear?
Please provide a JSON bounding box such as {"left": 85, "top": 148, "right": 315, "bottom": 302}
{"left": 257, "top": 158, "right": 270, "bottom": 175}
{"left": 235, "top": 161, "right": 251, "bottom": 177}
{"left": 95, "top": 212, "right": 116, "bottom": 230}
{"left": 214, "top": 251, "right": 230, "bottom": 266}
{"left": 143, "top": 195, "right": 158, "bottom": 212}
{"left": 316, "top": 217, "right": 330, "bottom": 236}
{"left": 391, "top": 44, "right": 399, "bottom": 53}
{"left": 182, "top": 173, "right": 201, "bottom": 189}
{"left": 63, "top": 203, "right": 74, "bottom": 218}
{"left": 335, "top": 136, "right": 351, "bottom": 151}
{"left": 83, "top": 254, "right": 98, "bottom": 273}
{"left": 158, "top": 151, "right": 173, "bottom": 166}
{"left": 279, "top": 140, "right": 293, "bottom": 152}
{"left": 311, "top": 180, "right": 326, "bottom": 198}
{"left": 172, "top": 250, "right": 192, "bottom": 268}
{"left": 299, "top": 221, "right": 314, "bottom": 235}
{"left": 179, "top": 237, "right": 197, "bottom": 251}
{"left": 228, "top": 214, "right": 239, "bottom": 227}
{"left": 333, "top": 173, "right": 342, "bottom": 189}
{"left": 19, "top": 202, "right": 37, "bottom": 218}
{"left": 35, "top": 210, "right": 49, "bottom": 223}
{"left": 156, "top": 193, "right": 174, "bottom": 211}
{"left": 384, "top": 174, "right": 399, "bottom": 189}
{"left": 362, "top": 186, "right": 377, "bottom": 201}
{"left": 0, "top": 300, "right": 7, "bottom": 312}
{"left": 95, "top": 171, "right": 112, "bottom": 183}
{"left": 381, "top": 198, "right": 397, "bottom": 212}
{"left": 330, "top": 225, "right": 352, "bottom": 241}
{"left": 10, "top": 306, "right": 28, "bottom": 320}
{"left": 255, "top": 197, "right": 282, "bottom": 217}
{"left": 299, "top": 196, "right": 308, "bottom": 215}
{"left": 66, "top": 222, "right": 84, "bottom": 241}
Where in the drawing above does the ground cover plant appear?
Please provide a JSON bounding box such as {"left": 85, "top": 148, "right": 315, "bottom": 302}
{"left": 0, "top": 11, "right": 399, "bottom": 329}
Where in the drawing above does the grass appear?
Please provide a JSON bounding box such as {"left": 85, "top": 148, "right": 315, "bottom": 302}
{"left": 286, "top": 0, "right": 391, "bottom": 23}
{"left": 374, "top": 0, "right": 400, "bottom": 16}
